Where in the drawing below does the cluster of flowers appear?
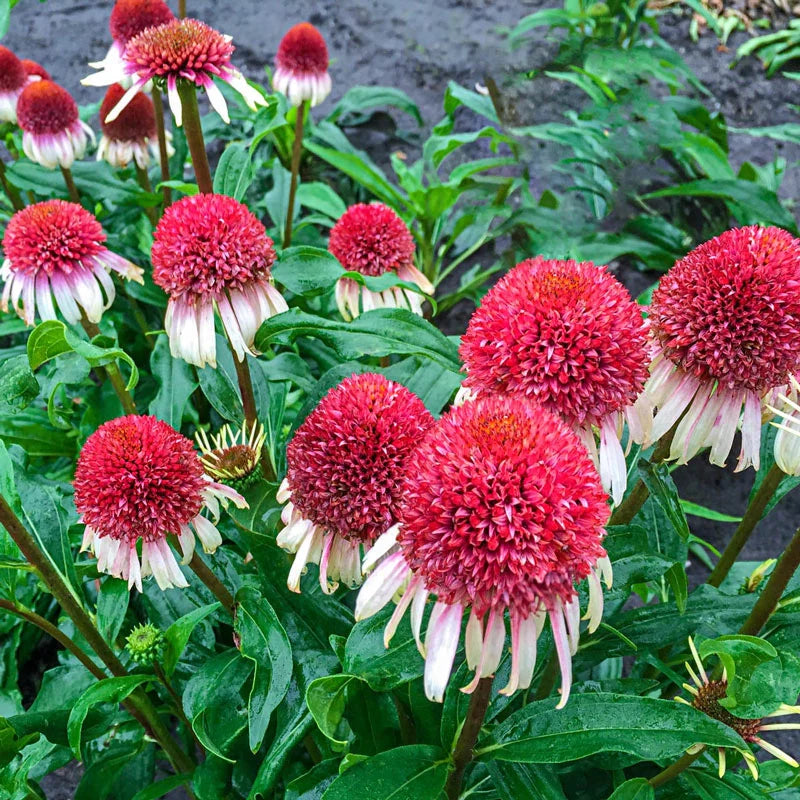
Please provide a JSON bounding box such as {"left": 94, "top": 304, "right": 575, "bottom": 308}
{"left": 5, "top": 1, "right": 800, "bottom": 762}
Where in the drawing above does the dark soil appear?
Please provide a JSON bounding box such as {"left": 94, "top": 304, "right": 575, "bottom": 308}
{"left": 5, "top": 0, "right": 800, "bottom": 794}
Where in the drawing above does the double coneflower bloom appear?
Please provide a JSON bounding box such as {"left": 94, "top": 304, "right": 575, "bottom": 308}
{"left": 75, "top": 415, "right": 247, "bottom": 591}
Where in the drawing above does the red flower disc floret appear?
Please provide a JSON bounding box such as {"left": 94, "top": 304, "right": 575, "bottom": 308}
{"left": 100, "top": 83, "right": 156, "bottom": 140}
{"left": 74, "top": 415, "right": 206, "bottom": 544}
{"left": 276, "top": 22, "right": 329, "bottom": 75}
{"left": 0, "top": 46, "right": 27, "bottom": 91}
{"left": 649, "top": 225, "right": 800, "bottom": 392}
{"left": 460, "top": 257, "right": 649, "bottom": 425}
{"left": 109, "top": 0, "right": 175, "bottom": 45}
{"left": 286, "top": 373, "right": 434, "bottom": 543}
{"left": 398, "top": 395, "right": 609, "bottom": 616}
{"left": 16, "top": 80, "right": 78, "bottom": 134}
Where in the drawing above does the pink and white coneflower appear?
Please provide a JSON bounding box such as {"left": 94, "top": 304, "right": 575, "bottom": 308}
{"left": 355, "top": 395, "right": 611, "bottom": 704}
{"left": 1, "top": 201, "right": 143, "bottom": 326}
{"left": 0, "top": 46, "right": 37, "bottom": 122}
{"left": 647, "top": 226, "right": 800, "bottom": 471}
{"left": 768, "top": 375, "right": 800, "bottom": 476}
{"left": 97, "top": 83, "right": 169, "bottom": 169}
{"left": 84, "top": 17, "right": 266, "bottom": 126}
{"left": 277, "top": 373, "right": 434, "bottom": 594}
{"left": 328, "top": 203, "right": 433, "bottom": 320}
{"left": 88, "top": 0, "right": 175, "bottom": 85}
{"left": 459, "top": 257, "right": 651, "bottom": 505}
{"left": 273, "top": 22, "right": 332, "bottom": 107}
{"left": 151, "top": 193, "right": 287, "bottom": 368}
{"left": 16, "top": 80, "right": 94, "bottom": 169}
{"left": 75, "top": 415, "right": 247, "bottom": 592}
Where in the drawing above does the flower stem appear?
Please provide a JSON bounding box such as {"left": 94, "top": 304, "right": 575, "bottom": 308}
{"left": 177, "top": 82, "right": 213, "bottom": 194}
{"left": 739, "top": 525, "right": 800, "bottom": 636}
{"left": 60, "top": 166, "right": 81, "bottom": 204}
{"left": 283, "top": 100, "right": 307, "bottom": 248}
{"left": 178, "top": 0, "right": 186, "bottom": 18}
{"left": 188, "top": 549, "right": 235, "bottom": 614}
{"left": 609, "top": 426, "right": 676, "bottom": 526}
{"left": 153, "top": 660, "right": 200, "bottom": 750}
{"left": 80, "top": 317, "right": 138, "bottom": 415}
{"left": 0, "top": 494, "right": 195, "bottom": 778}
{"left": 134, "top": 164, "right": 159, "bottom": 226}
{"left": 151, "top": 88, "right": 173, "bottom": 207}
{"left": 445, "top": 676, "right": 493, "bottom": 800}
{"left": 0, "top": 159, "right": 23, "bottom": 211}
{"left": 649, "top": 749, "right": 703, "bottom": 788}
{"left": 0, "top": 599, "right": 107, "bottom": 680}
{"left": 708, "top": 464, "right": 785, "bottom": 588}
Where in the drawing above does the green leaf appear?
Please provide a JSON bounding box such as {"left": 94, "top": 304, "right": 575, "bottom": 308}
{"left": 0, "top": 718, "right": 39, "bottom": 770}
{"left": 272, "top": 246, "right": 345, "bottom": 297}
{"left": 148, "top": 336, "right": 197, "bottom": 428}
{"left": 665, "top": 562, "right": 689, "bottom": 614}
{"left": 286, "top": 759, "right": 341, "bottom": 800}
{"left": 197, "top": 337, "right": 243, "bottom": 422}
{"left": 478, "top": 693, "right": 748, "bottom": 763}
{"left": 0, "top": 355, "right": 39, "bottom": 414}
{"left": 638, "top": 462, "right": 690, "bottom": 541}
{"left": 130, "top": 773, "right": 193, "bottom": 800}
{"left": 487, "top": 761, "right": 568, "bottom": 800}
{"left": 255, "top": 308, "right": 461, "bottom": 371}
{"left": 97, "top": 578, "right": 130, "bottom": 644}
{"left": 213, "top": 142, "right": 254, "bottom": 201}
{"left": 607, "top": 779, "right": 654, "bottom": 800}
{"left": 234, "top": 586, "right": 293, "bottom": 752}
{"left": 305, "top": 675, "right": 358, "bottom": 747}
{"left": 343, "top": 605, "right": 425, "bottom": 691}
{"left": 296, "top": 182, "right": 348, "bottom": 220}
{"left": 27, "top": 320, "right": 139, "bottom": 390}
{"left": 321, "top": 745, "right": 448, "bottom": 800}
{"left": 67, "top": 675, "right": 153, "bottom": 757}
{"left": 0, "top": 0, "right": 9, "bottom": 38}
{"left": 329, "top": 86, "right": 423, "bottom": 126}
{"left": 679, "top": 768, "right": 771, "bottom": 800}
{"left": 162, "top": 602, "right": 221, "bottom": 676}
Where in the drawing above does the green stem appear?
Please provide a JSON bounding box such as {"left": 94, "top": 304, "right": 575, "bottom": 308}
{"left": 188, "top": 548, "right": 235, "bottom": 614}
{"left": 708, "top": 464, "right": 785, "bottom": 588}
{"left": 80, "top": 317, "right": 137, "bottom": 415}
{"left": 283, "top": 100, "right": 307, "bottom": 248}
{"left": 177, "top": 82, "right": 213, "bottom": 194}
{"left": 739, "top": 525, "right": 800, "bottom": 636}
{"left": 0, "top": 599, "right": 107, "bottom": 680}
{"left": 649, "top": 749, "right": 703, "bottom": 788}
{"left": 609, "top": 427, "right": 676, "bottom": 526}
{"left": 135, "top": 164, "right": 159, "bottom": 226}
{"left": 0, "top": 159, "right": 23, "bottom": 211}
{"left": 178, "top": 0, "right": 186, "bottom": 17}
{"left": 445, "top": 676, "right": 493, "bottom": 800}
{"left": 151, "top": 88, "right": 172, "bottom": 207}
{"left": 60, "top": 166, "right": 81, "bottom": 204}
{"left": 153, "top": 660, "right": 200, "bottom": 750}
{"left": 0, "top": 495, "right": 195, "bottom": 777}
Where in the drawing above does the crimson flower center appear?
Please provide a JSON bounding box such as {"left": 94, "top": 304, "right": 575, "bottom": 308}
{"left": 692, "top": 680, "right": 762, "bottom": 742}
{"left": 110, "top": 0, "right": 175, "bottom": 45}
{"left": 0, "top": 46, "right": 27, "bottom": 91}
{"left": 276, "top": 22, "right": 329, "bottom": 74}
{"left": 16, "top": 80, "right": 78, "bottom": 134}
{"left": 100, "top": 84, "right": 156, "bottom": 140}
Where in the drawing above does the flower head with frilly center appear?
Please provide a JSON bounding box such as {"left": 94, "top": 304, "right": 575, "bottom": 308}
{"left": 459, "top": 257, "right": 651, "bottom": 505}
{"left": 75, "top": 415, "right": 247, "bottom": 591}
{"left": 21, "top": 60, "right": 51, "bottom": 81}
{"left": 328, "top": 203, "right": 433, "bottom": 320}
{"left": 676, "top": 638, "right": 800, "bottom": 779}
{"left": 83, "top": 17, "right": 265, "bottom": 126}
{"left": 277, "top": 373, "right": 434, "bottom": 595}
{"left": 273, "top": 22, "right": 331, "bottom": 107}
{"left": 355, "top": 394, "right": 611, "bottom": 704}
{"left": 1, "top": 200, "right": 143, "bottom": 326}
{"left": 151, "top": 193, "right": 287, "bottom": 368}
{"left": 97, "top": 83, "right": 172, "bottom": 169}
{"left": 0, "top": 46, "right": 38, "bottom": 122}
{"left": 647, "top": 226, "right": 800, "bottom": 471}
{"left": 16, "top": 80, "right": 94, "bottom": 168}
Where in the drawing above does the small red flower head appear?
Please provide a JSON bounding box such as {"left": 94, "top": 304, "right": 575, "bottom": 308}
{"left": 286, "top": 373, "right": 434, "bottom": 543}
{"left": 74, "top": 415, "right": 206, "bottom": 545}
{"left": 0, "top": 46, "right": 27, "bottom": 92}
{"left": 460, "top": 257, "right": 649, "bottom": 426}
{"left": 329, "top": 203, "right": 416, "bottom": 278}
{"left": 397, "top": 394, "right": 609, "bottom": 616}
{"left": 276, "top": 22, "right": 329, "bottom": 76}
{"left": 152, "top": 194, "right": 276, "bottom": 301}
{"left": 2, "top": 200, "right": 104, "bottom": 279}
{"left": 125, "top": 18, "right": 234, "bottom": 82}
{"left": 109, "top": 0, "right": 175, "bottom": 46}
{"left": 16, "top": 80, "right": 79, "bottom": 135}
{"left": 650, "top": 226, "right": 800, "bottom": 393}
{"left": 21, "top": 59, "right": 51, "bottom": 80}
{"left": 100, "top": 83, "right": 156, "bottom": 141}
